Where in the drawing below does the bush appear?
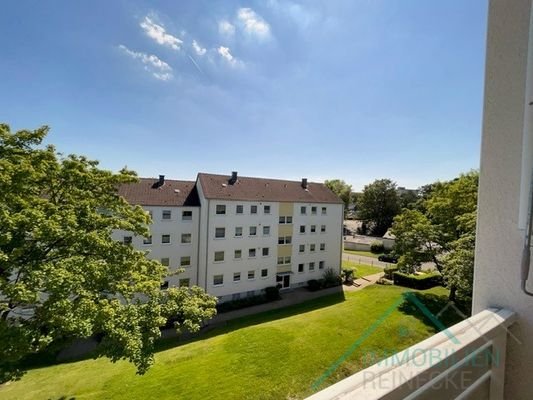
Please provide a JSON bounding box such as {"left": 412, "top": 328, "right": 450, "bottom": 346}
{"left": 392, "top": 271, "right": 443, "bottom": 290}
{"left": 307, "top": 279, "right": 321, "bottom": 291}
{"left": 322, "top": 268, "right": 342, "bottom": 288}
{"left": 370, "top": 240, "right": 385, "bottom": 254}
{"left": 264, "top": 286, "right": 281, "bottom": 301}
{"left": 383, "top": 265, "right": 399, "bottom": 279}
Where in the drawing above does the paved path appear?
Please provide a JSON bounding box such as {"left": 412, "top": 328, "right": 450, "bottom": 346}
{"left": 343, "top": 272, "right": 384, "bottom": 292}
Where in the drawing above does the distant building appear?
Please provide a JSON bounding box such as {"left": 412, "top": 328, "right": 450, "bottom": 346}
{"left": 113, "top": 172, "right": 344, "bottom": 302}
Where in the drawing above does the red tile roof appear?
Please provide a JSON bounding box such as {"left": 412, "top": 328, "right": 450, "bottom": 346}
{"left": 197, "top": 173, "right": 343, "bottom": 204}
{"left": 118, "top": 178, "right": 199, "bottom": 207}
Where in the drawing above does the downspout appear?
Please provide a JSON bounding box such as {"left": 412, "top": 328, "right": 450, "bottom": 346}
{"left": 204, "top": 199, "right": 210, "bottom": 292}
{"left": 195, "top": 204, "right": 201, "bottom": 290}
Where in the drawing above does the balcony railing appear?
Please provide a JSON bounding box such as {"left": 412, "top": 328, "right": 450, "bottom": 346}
{"left": 307, "top": 308, "right": 516, "bottom": 400}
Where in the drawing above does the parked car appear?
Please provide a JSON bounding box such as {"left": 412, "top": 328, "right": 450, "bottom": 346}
{"left": 378, "top": 254, "right": 398, "bottom": 263}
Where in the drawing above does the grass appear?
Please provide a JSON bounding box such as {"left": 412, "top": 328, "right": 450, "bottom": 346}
{"left": 0, "top": 285, "right": 463, "bottom": 400}
{"left": 342, "top": 260, "right": 383, "bottom": 278}
{"left": 343, "top": 249, "right": 381, "bottom": 259}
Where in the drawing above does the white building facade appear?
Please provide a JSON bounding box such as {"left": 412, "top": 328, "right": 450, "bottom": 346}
{"left": 116, "top": 172, "right": 343, "bottom": 302}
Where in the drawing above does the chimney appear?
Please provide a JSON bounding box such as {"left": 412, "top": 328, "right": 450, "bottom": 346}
{"left": 301, "top": 178, "right": 308, "bottom": 189}
{"left": 158, "top": 175, "right": 165, "bottom": 186}
{"left": 229, "top": 171, "right": 238, "bottom": 185}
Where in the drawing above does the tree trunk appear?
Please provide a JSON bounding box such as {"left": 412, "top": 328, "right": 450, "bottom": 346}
{"left": 448, "top": 285, "right": 457, "bottom": 302}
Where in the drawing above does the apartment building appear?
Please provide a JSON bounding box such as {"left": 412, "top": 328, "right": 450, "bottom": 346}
{"left": 115, "top": 172, "right": 343, "bottom": 302}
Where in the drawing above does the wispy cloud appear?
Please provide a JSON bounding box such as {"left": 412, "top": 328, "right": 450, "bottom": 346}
{"left": 217, "top": 46, "right": 241, "bottom": 67}
{"left": 119, "top": 45, "right": 173, "bottom": 81}
{"left": 192, "top": 40, "right": 206, "bottom": 56}
{"left": 218, "top": 20, "right": 235, "bottom": 36}
{"left": 140, "top": 17, "right": 183, "bottom": 50}
{"left": 237, "top": 8, "right": 271, "bottom": 39}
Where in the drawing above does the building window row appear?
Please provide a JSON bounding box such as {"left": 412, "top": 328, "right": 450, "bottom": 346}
{"left": 277, "top": 256, "right": 292, "bottom": 265}
{"left": 297, "top": 261, "right": 325, "bottom": 272}
{"left": 217, "top": 204, "right": 271, "bottom": 215}
{"left": 157, "top": 210, "right": 193, "bottom": 221}
{"left": 298, "top": 243, "right": 326, "bottom": 253}
{"left": 131, "top": 233, "right": 192, "bottom": 245}
{"left": 300, "top": 206, "right": 328, "bottom": 215}
{"left": 159, "top": 256, "right": 192, "bottom": 268}
{"left": 215, "top": 225, "right": 271, "bottom": 239}
{"left": 299, "top": 224, "right": 327, "bottom": 234}
{"left": 278, "top": 236, "right": 292, "bottom": 245}
{"left": 215, "top": 247, "right": 271, "bottom": 262}
{"left": 279, "top": 216, "right": 293, "bottom": 224}
{"left": 213, "top": 268, "right": 269, "bottom": 286}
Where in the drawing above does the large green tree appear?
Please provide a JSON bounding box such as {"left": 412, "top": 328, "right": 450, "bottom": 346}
{"left": 324, "top": 179, "right": 352, "bottom": 212}
{"left": 358, "top": 179, "right": 401, "bottom": 236}
{"left": 0, "top": 124, "right": 216, "bottom": 383}
{"left": 391, "top": 171, "right": 478, "bottom": 301}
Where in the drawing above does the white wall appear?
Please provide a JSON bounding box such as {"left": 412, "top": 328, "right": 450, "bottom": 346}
{"left": 473, "top": 1, "right": 533, "bottom": 398}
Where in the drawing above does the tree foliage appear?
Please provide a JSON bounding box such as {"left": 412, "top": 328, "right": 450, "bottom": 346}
{"left": 0, "top": 124, "right": 217, "bottom": 383}
{"left": 324, "top": 179, "right": 352, "bottom": 211}
{"left": 358, "top": 179, "right": 400, "bottom": 236}
{"left": 391, "top": 171, "right": 479, "bottom": 301}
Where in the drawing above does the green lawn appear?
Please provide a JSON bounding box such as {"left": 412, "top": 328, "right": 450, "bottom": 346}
{"left": 342, "top": 260, "right": 383, "bottom": 278}
{"left": 343, "top": 249, "right": 381, "bottom": 258}
{"left": 0, "top": 285, "right": 462, "bottom": 400}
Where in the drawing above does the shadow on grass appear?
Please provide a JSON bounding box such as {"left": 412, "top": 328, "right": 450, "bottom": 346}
{"left": 398, "top": 290, "right": 471, "bottom": 331}
{"left": 20, "top": 288, "right": 346, "bottom": 371}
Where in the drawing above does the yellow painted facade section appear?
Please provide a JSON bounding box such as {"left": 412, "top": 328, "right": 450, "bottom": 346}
{"left": 277, "top": 245, "right": 293, "bottom": 257}
{"left": 279, "top": 202, "right": 294, "bottom": 216}
{"left": 278, "top": 224, "right": 293, "bottom": 236}
{"left": 277, "top": 265, "right": 292, "bottom": 273}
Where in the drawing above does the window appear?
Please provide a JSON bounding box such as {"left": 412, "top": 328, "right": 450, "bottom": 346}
{"left": 249, "top": 248, "right": 256, "bottom": 258}
{"left": 298, "top": 263, "right": 304, "bottom": 273}
{"left": 300, "top": 225, "right": 306, "bottom": 234}
{"left": 181, "top": 233, "right": 191, "bottom": 244}
{"left": 234, "top": 249, "right": 242, "bottom": 259}
{"left": 287, "top": 216, "right": 293, "bottom": 224}
{"left": 215, "top": 227, "right": 225, "bottom": 239}
{"left": 236, "top": 204, "right": 243, "bottom": 214}
{"left": 248, "top": 270, "right": 255, "bottom": 280}
{"left": 262, "top": 247, "right": 269, "bottom": 257}
{"left": 161, "top": 258, "right": 170, "bottom": 267}
{"left": 264, "top": 205, "right": 271, "bottom": 214}
{"left": 180, "top": 256, "right": 191, "bottom": 267}
{"left": 162, "top": 210, "right": 171, "bottom": 220}
{"left": 310, "top": 244, "right": 316, "bottom": 252}
{"left": 321, "top": 225, "right": 326, "bottom": 233}
{"left": 322, "top": 207, "right": 327, "bottom": 215}
{"left": 309, "top": 262, "right": 315, "bottom": 271}
{"left": 279, "top": 216, "right": 286, "bottom": 224}
{"left": 143, "top": 236, "right": 152, "bottom": 245}
{"left": 263, "top": 226, "right": 270, "bottom": 235}
{"left": 278, "top": 236, "right": 292, "bottom": 245}
{"left": 311, "top": 206, "right": 317, "bottom": 215}
{"left": 123, "top": 236, "right": 132, "bottom": 245}
{"left": 233, "top": 272, "right": 241, "bottom": 282}
{"left": 216, "top": 205, "right": 226, "bottom": 215}
{"left": 311, "top": 225, "right": 316, "bottom": 233}
{"left": 285, "top": 256, "right": 291, "bottom": 264}
{"left": 182, "top": 210, "right": 192, "bottom": 220}
{"left": 160, "top": 281, "right": 169, "bottom": 290}
{"left": 319, "top": 261, "right": 325, "bottom": 270}
{"left": 320, "top": 243, "right": 326, "bottom": 251}
{"left": 235, "top": 227, "right": 243, "bottom": 237}
{"left": 301, "top": 206, "right": 306, "bottom": 215}
{"left": 162, "top": 234, "right": 171, "bottom": 244}
{"left": 261, "top": 268, "right": 268, "bottom": 278}
{"left": 251, "top": 205, "right": 258, "bottom": 214}
{"left": 299, "top": 244, "right": 305, "bottom": 253}
{"left": 279, "top": 216, "right": 293, "bottom": 224}
{"left": 249, "top": 226, "right": 257, "bottom": 236}
{"left": 213, "top": 274, "right": 223, "bottom": 286}
{"left": 179, "top": 278, "right": 190, "bottom": 287}
{"left": 278, "top": 256, "right": 291, "bottom": 265}
{"left": 214, "top": 251, "right": 224, "bottom": 262}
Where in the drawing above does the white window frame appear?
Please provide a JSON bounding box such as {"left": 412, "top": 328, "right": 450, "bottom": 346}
{"left": 216, "top": 204, "right": 226, "bottom": 215}
{"left": 233, "top": 272, "right": 241, "bottom": 282}
{"left": 162, "top": 234, "right": 171, "bottom": 244}
{"left": 214, "top": 251, "right": 225, "bottom": 263}
{"left": 180, "top": 256, "right": 191, "bottom": 267}
{"left": 213, "top": 274, "right": 224, "bottom": 286}
{"left": 181, "top": 233, "right": 191, "bottom": 244}
{"left": 182, "top": 210, "right": 193, "bottom": 221}
{"left": 162, "top": 210, "right": 172, "bottom": 220}
{"left": 215, "top": 227, "right": 226, "bottom": 239}
{"left": 263, "top": 226, "right": 270, "bottom": 236}
{"left": 234, "top": 249, "right": 242, "bottom": 259}
{"left": 262, "top": 247, "right": 269, "bottom": 257}
{"left": 249, "top": 226, "right": 257, "bottom": 236}
{"left": 235, "top": 227, "right": 243, "bottom": 237}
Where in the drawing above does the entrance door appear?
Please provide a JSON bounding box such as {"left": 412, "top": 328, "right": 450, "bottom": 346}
{"left": 276, "top": 274, "right": 291, "bottom": 289}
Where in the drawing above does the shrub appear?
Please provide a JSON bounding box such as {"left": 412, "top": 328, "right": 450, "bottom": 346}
{"left": 392, "top": 271, "right": 443, "bottom": 290}
{"left": 322, "top": 268, "right": 342, "bottom": 288}
{"left": 383, "top": 265, "right": 399, "bottom": 279}
{"left": 264, "top": 286, "right": 281, "bottom": 301}
{"left": 376, "top": 277, "right": 393, "bottom": 285}
{"left": 370, "top": 240, "right": 385, "bottom": 254}
{"left": 307, "top": 279, "right": 321, "bottom": 291}
{"left": 342, "top": 269, "right": 354, "bottom": 284}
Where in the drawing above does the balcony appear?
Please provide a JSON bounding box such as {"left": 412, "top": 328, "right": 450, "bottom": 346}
{"left": 307, "top": 308, "right": 516, "bottom": 400}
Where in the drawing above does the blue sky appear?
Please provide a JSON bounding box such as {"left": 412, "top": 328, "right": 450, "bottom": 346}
{"left": 0, "top": 0, "right": 487, "bottom": 191}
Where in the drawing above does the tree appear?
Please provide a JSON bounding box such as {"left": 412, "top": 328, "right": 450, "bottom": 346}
{"left": 0, "top": 124, "right": 217, "bottom": 383}
{"left": 324, "top": 179, "right": 352, "bottom": 212}
{"left": 398, "top": 190, "right": 419, "bottom": 210}
{"left": 358, "top": 179, "right": 400, "bottom": 236}
{"left": 391, "top": 172, "right": 478, "bottom": 302}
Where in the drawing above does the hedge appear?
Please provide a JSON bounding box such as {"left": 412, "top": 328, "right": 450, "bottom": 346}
{"left": 216, "top": 286, "right": 280, "bottom": 313}
{"left": 383, "top": 265, "right": 399, "bottom": 279}
{"left": 392, "top": 271, "right": 443, "bottom": 290}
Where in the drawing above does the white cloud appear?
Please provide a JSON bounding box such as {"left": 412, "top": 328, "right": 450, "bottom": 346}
{"left": 218, "top": 20, "right": 235, "bottom": 36}
{"left": 237, "top": 8, "right": 271, "bottom": 39}
{"left": 140, "top": 17, "right": 183, "bottom": 50}
{"left": 192, "top": 40, "right": 206, "bottom": 56}
{"left": 217, "top": 46, "right": 241, "bottom": 67}
{"left": 119, "top": 45, "right": 173, "bottom": 81}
